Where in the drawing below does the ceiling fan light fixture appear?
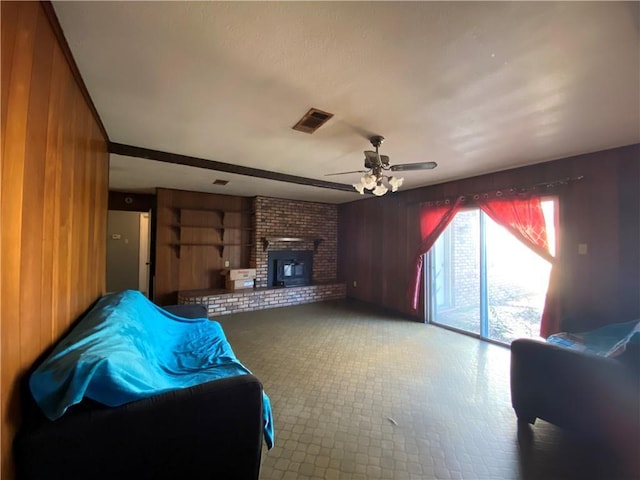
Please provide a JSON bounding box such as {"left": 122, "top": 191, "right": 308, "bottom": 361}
{"left": 372, "top": 183, "right": 388, "bottom": 196}
{"left": 352, "top": 173, "right": 401, "bottom": 196}
{"left": 361, "top": 173, "right": 377, "bottom": 190}
{"left": 389, "top": 176, "right": 404, "bottom": 192}
{"left": 336, "top": 135, "right": 436, "bottom": 197}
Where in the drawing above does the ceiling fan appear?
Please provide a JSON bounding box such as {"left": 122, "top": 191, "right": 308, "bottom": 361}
{"left": 326, "top": 136, "right": 437, "bottom": 196}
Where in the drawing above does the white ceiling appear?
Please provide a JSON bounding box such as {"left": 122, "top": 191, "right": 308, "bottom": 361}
{"left": 53, "top": 1, "right": 640, "bottom": 204}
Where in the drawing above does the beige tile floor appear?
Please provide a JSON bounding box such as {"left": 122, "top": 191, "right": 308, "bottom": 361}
{"left": 217, "top": 300, "right": 634, "bottom": 480}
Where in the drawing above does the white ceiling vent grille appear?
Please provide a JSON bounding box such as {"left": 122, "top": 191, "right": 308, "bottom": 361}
{"left": 292, "top": 108, "right": 334, "bottom": 134}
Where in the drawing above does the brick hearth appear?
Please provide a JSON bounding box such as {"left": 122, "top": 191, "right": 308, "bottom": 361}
{"left": 178, "top": 283, "right": 346, "bottom": 316}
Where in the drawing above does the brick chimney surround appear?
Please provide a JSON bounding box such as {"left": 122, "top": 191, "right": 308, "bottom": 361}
{"left": 179, "top": 196, "right": 346, "bottom": 316}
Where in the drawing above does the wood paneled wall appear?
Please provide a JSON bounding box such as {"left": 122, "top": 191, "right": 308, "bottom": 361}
{"left": 155, "top": 188, "right": 253, "bottom": 305}
{"left": 339, "top": 144, "right": 640, "bottom": 328}
{"left": 1, "top": 2, "right": 109, "bottom": 477}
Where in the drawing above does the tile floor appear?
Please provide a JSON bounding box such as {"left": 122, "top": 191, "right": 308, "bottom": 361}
{"left": 217, "top": 299, "right": 635, "bottom": 480}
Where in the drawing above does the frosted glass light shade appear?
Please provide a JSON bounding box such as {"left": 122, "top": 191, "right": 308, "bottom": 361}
{"left": 352, "top": 172, "right": 403, "bottom": 196}
{"left": 372, "top": 183, "right": 388, "bottom": 196}
{"left": 389, "top": 176, "right": 404, "bottom": 192}
{"left": 361, "top": 173, "right": 377, "bottom": 190}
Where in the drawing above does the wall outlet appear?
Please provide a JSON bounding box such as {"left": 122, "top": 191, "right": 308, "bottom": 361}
{"left": 224, "top": 260, "right": 230, "bottom": 267}
{"left": 578, "top": 243, "right": 588, "bottom": 255}
{"left": 353, "top": 280, "right": 357, "bottom": 287}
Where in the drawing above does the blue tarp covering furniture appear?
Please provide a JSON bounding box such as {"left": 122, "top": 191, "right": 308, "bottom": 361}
{"left": 15, "top": 291, "right": 273, "bottom": 480}
{"left": 546, "top": 319, "right": 640, "bottom": 357}
{"left": 29, "top": 289, "right": 273, "bottom": 447}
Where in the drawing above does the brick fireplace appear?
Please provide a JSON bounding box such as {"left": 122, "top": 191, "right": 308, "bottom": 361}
{"left": 179, "top": 196, "right": 345, "bottom": 315}
{"left": 252, "top": 196, "right": 337, "bottom": 287}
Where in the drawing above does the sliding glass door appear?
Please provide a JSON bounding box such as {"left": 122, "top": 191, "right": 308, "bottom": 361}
{"left": 429, "top": 209, "right": 482, "bottom": 335}
{"left": 427, "top": 200, "right": 556, "bottom": 344}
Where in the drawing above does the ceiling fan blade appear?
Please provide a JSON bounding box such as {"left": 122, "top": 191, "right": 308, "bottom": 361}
{"left": 324, "top": 170, "right": 369, "bottom": 176}
{"left": 390, "top": 161, "right": 438, "bottom": 172}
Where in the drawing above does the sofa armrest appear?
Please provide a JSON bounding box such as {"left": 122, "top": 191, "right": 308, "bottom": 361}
{"left": 15, "top": 374, "right": 264, "bottom": 480}
{"left": 510, "top": 339, "right": 639, "bottom": 444}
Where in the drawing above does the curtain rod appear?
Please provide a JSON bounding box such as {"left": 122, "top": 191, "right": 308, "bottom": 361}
{"left": 409, "top": 175, "right": 584, "bottom": 206}
{"left": 522, "top": 175, "right": 584, "bottom": 190}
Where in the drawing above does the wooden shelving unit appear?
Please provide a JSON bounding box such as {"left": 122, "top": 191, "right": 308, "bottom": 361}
{"left": 170, "top": 242, "right": 253, "bottom": 258}
{"left": 171, "top": 207, "right": 254, "bottom": 258}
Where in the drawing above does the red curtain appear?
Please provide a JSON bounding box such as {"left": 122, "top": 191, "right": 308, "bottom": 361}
{"left": 477, "top": 196, "right": 552, "bottom": 262}
{"left": 539, "top": 266, "right": 562, "bottom": 338}
{"left": 411, "top": 193, "right": 561, "bottom": 337}
{"left": 410, "top": 197, "right": 463, "bottom": 310}
{"left": 476, "top": 195, "right": 559, "bottom": 337}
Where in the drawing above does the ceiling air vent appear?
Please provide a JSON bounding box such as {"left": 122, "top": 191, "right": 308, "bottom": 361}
{"left": 292, "top": 108, "right": 334, "bottom": 134}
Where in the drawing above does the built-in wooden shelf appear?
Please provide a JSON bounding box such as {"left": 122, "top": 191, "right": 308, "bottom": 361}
{"left": 170, "top": 207, "right": 254, "bottom": 258}
{"left": 171, "top": 224, "right": 225, "bottom": 238}
{"left": 172, "top": 224, "right": 252, "bottom": 230}
{"left": 171, "top": 223, "right": 253, "bottom": 230}
{"left": 171, "top": 242, "right": 253, "bottom": 258}
{"left": 175, "top": 207, "right": 253, "bottom": 223}
{"left": 262, "top": 236, "right": 323, "bottom": 252}
{"left": 172, "top": 224, "right": 222, "bottom": 228}
{"left": 176, "top": 207, "right": 252, "bottom": 214}
{"left": 170, "top": 224, "right": 253, "bottom": 236}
